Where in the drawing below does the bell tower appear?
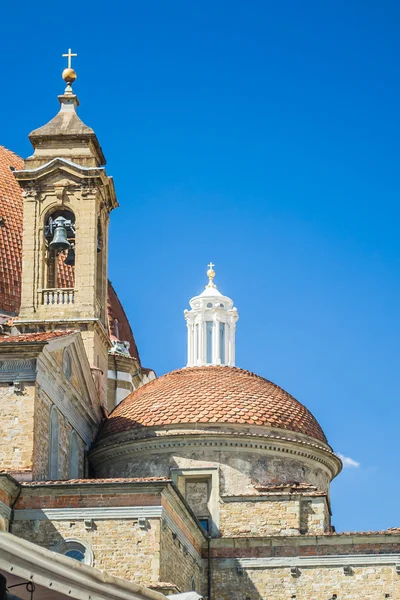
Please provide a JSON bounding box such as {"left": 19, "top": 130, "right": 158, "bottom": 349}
{"left": 14, "top": 51, "right": 118, "bottom": 402}
{"left": 184, "top": 264, "right": 239, "bottom": 367}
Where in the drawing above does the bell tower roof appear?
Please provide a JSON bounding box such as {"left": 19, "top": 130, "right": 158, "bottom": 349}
{"left": 26, "top": 50, "right": 106, "bottom": 168}
{"left": 184, "top": 264, "right": 239, "bottom": 367}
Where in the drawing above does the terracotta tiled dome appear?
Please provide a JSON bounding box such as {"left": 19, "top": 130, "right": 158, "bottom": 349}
{"left": 0, "top": 145, "right": 24, "bottom": 315}
{"left": 99, "top": 366, "right": 328, "bottom": 443}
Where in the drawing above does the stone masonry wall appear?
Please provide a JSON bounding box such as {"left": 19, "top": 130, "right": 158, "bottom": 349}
{"left": 11, "top": 517, "right": 161, "bottom": 584}
{"left": 33, "top": 387, "right": 85, "bottom": 480}
{"left": 219, "top": 495, "right": 328, "bottom": 537}
{"left": 220, "top": 498, "right": 299, "bottom": 537}
{"left": 12, "top": 483, "right": 207, "bottom": 590}
{"left": 0, "top": 381, "right": 35, "bottom": 473}
{"left": 0, "top": 475, "right": 19, "bottom": 531}
{"left": 160, "top": 525, "right": 203, "bottom": 594}
{"left": 211, "top": 564, "right": 400, "bottom": 600}
{"left": 94, "top": 443, "right": 331, "bottom": 498}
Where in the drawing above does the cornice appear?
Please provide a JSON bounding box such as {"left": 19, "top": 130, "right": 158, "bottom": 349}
{"left": 90, "top": 433, "right": 341, "bottom": 478}
{"left": 215, "top": 553, "right": 400, "bottom": 569}
{"left": 13, "top": 506, "right": 204, "bottom": 565}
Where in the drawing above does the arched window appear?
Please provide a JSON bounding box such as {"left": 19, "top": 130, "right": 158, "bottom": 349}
{"left": 69, "top": 431, "right": 80, "bottom": 479}
{"left": 53, "top": 539, "right": 93, "bottom": 566}
{"left": 49, "top": 406, "right": 60, "bottom": 480}
{"left": 63, "top": 348, "right": 72, "bottom": 380}
{"left": 44, "top": 207, "right": 75, "bottom": 291}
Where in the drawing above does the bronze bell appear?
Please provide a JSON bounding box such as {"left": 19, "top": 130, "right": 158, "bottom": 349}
{"left": 49, "top": 217, "right": 71, "bottom": 252}
{"left": 64, "top": 245, "right": 75, "bottom": 267}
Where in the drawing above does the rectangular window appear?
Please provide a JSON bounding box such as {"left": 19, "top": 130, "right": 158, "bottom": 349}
{"left": 219, "top": 322, "right": 225, "bottom": 364}
{"left": 198, "top": 518, "right": 209, "bottom": 533}
{"left": 206, "top": 321, "right": 213, "bottom": 364}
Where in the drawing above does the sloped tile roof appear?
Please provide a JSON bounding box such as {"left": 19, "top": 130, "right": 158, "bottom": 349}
{"left": 21, "top": 476, "right": 171, "bottom": 486}
{"left": 0, "top": 330, "right": 76, "bottom": 344}
{"left": 99, "top": 366, "right": 327, "bottom": 443}
{"left": 0, "top": 146, "right": 24, "bottom": 315}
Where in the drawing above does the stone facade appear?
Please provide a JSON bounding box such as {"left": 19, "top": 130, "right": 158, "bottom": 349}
{"left": 211, "top": 564, "right": 400, "bottom": 600}
{"left": 219, "top": 494, "right": 329, "bottom": 537}
{"left": 10, "top": 480, "right": 207, "bottom": 593}
{"left": 0, "top": 381, "right": 36, "bottom": 474}
{"left": 0, "top": 333, "right": 100, "bottom": 481}
{"left": 210, "top": 534, "right": 400, "bottom": 599}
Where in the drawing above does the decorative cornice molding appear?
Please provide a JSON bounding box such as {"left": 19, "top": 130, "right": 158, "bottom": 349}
{"left": 13, "top": 505, "right": 204, "bottom": 565}
{"left": 14, "top": 506, "right": 163, "bottom": 521}
{"left": 0, "top": 358, "right": 36, "bottom": 382}
{"left": 91, "top": 434, "right": 338, "bottom": 476}
{"left": 216, "top": 553, "right": 400, "bottom": 569}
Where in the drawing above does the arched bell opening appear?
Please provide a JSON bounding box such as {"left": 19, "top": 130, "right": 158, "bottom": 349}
{"left": 96, "top": 216, "right": 106, "bottom": 324}
{"left": 43, "top": 207, "right": 76, "bottom": 305}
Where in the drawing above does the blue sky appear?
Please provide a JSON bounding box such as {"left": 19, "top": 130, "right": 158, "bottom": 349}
{"left": 1, "top": 0, "right": 399, "bottom": 532}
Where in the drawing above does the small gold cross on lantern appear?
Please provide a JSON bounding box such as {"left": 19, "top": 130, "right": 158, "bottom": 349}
{"left": 62, "top": 48, "right": 77, "bottom": 69}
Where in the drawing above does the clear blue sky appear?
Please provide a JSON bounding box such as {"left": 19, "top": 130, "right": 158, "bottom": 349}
{"left": 1, "top": 0, "right": 399, "bottom": 533}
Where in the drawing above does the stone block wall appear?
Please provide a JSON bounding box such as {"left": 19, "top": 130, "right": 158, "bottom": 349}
{"left": 0, "top": 474, "right": 19, "bottom": 531}
{"left": 0, "top": 381, "right": 35, "bottom": 474}
{"left": 219, "top": 494, "right": 329, "bottom": 537}
{"left": 12, "top": 517, "right": 161, "bottom": 584}
{"left": 211, "top": 564, "right": 400, "bottom": 600}
{"left": 11, "top": 481, "right": 207, "bottom": 592}
{"left": 160, "top": 524, "right": 203, "bottom": 594}
{"left": 210, "top": 533, "right": 400, "bottom": 600}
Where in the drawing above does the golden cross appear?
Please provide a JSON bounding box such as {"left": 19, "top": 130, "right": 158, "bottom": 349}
{"left": 62, "top": 48, "right": 77, "bottom": 69}
{"left": 207, "top": 262, "right": 215, "bottom": 271}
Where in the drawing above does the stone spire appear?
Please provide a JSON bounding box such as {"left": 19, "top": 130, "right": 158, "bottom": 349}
{"left": 25, "top": 49, "right": 105, "bottom": 169}
{"left": 184, "top": 264, "right": 239, "bottom": 367}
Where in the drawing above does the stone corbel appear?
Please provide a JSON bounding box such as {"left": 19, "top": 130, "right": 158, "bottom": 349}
{"left": 22, "top": 189, "right": 38, "bottom": 201}
{"left": 81, "top": 184, "right": 97, "bottom": 198}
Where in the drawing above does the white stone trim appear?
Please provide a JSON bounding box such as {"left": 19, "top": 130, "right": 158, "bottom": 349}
{"left": 14, "top": 505, "right": 163, "bottom": 521}
{"left": 53, "top": 537, "right": 94, "bottom": 566}
{"left": 0, "top": 531, "right": 165, "bottom": 600}
{"left": 107, "top": 370, "right": 132, "bottom": 383}
{"left": 13, "top": 505, "right": 204, "bottom": 565}
{"left": 14, "top": 157, "right": 106, "bottom": 174}
{"left": 0, "top": 501, "right": 11, "bottom": 520}
{"left": 0, "top": 359, "right": 36, "bottom": 382}
{"left": 171, "top": 467, "right": 220, "bottom": 535}
{"left": 216, "top": 553, "right": 400, "bottom": 569}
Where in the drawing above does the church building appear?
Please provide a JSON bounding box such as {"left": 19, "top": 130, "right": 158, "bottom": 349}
{"left": 0, "top": 54, "right": 399, "bottom": 600}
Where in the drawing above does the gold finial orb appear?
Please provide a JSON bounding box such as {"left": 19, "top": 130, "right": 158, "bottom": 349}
{"left": 62, "top": 67, "right": 77, "bottom": 84}
{"left": 206, "top": 262, "right": 216, "bottom": 287}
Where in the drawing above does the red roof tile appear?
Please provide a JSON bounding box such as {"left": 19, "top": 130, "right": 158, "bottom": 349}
{"left": 0, "top": 146, "right": 24, "bottom": 315}
{"left": 0, "top": 330, "right": 76, "bottom": 344}
{"left": 99, "top": 366, "right": 328, "bottom": 443}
